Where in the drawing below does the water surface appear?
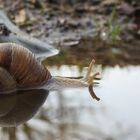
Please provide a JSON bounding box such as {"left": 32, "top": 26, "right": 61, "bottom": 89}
{"left": 28, "top": 65, "right": 140, "bottom": 140}
{"left": 0, "top": 65, "right": 140, "bottom": 140}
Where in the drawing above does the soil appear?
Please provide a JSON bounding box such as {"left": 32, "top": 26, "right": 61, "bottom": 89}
{"left": 0, "top": 0, "right": 140, "bottom": 66}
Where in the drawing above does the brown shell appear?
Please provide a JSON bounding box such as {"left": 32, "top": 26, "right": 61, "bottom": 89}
{"left": 0, "top": 43, "right": 52, "bottom": 90}
{"left": 0, "top": 67, "right": 16, "bottom": 93}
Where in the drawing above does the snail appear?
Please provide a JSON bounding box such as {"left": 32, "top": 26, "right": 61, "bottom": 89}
{"left": 0, "top": 43, "right": 100, "bottom": 127}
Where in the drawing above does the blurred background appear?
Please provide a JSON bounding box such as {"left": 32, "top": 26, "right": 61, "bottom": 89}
{"left": 0, "top": 0, "right": 140, "bottom": 140}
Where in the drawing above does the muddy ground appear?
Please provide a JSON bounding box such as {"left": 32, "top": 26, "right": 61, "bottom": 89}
{"left": 0, "top": 0, "right": 140, "bottom": 66}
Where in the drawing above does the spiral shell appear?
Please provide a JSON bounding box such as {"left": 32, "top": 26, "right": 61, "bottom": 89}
{"left": 0, "top": 43, "right": 52, "bottom": 92}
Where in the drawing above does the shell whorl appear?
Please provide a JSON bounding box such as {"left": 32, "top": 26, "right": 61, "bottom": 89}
{"left": 0, "top": 43, "right": 51, "bottom": 90}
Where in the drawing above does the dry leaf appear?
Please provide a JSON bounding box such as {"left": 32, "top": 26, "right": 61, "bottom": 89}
{"left": 15, "top": 9, "right": 26, "bottom": 24}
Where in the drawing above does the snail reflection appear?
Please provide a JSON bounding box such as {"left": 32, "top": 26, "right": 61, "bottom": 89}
{"left": 0, "top": 43, "right": 100, "bottom": 127}
{"left": 0, "top": 89, "right": 49, "bottom": 127}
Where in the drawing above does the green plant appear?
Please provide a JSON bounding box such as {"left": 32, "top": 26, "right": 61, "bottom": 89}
{"left": 107, "top": 0, "right": 121, "bottom": 44}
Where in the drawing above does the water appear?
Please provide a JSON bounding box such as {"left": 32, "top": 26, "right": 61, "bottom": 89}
{"left": 29, "top": 65, "right": 140, "bottom": 140}
{"left": 0, "top": 65, "right": 140, "bottom": 140}
{"left": 0, "top": 89, "right": 49, "bottom": 127}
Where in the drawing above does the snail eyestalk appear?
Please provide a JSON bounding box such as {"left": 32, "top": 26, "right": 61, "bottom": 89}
{"left": 82, "top": 59, "right": 100, "bottom": 101}
{"left": 89, "top": 85, "right": 100, "bottom": 101}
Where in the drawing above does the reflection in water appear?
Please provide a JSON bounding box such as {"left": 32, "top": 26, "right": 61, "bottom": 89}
{"left": 0, "top": 89, "right": 49, "bottom": 127}
{"left": 0, "top": 65, "right": 140, "bottom": 140}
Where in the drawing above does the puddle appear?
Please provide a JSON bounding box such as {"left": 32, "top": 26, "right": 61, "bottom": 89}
{"left": 0, "top": 61, "right": 140, "bottom": 139}
{"left": 25, "top": 65, "right": 140, "bottom": 140}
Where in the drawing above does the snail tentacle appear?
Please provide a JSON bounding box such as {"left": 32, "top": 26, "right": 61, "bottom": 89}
{"left": 84, "top": 59, "right": 95, "bottom": 81}
{"left": 81, "top": 59, "right": 100, "bottom": 101}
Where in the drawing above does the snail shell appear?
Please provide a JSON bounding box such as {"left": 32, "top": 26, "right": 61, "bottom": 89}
{"left": 0, "top": 43, "right": 52, "bottom": 92}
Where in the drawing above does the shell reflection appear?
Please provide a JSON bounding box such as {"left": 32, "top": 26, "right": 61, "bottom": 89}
{"left": 0, "top": 89, "right": 49, "bottom": 127}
